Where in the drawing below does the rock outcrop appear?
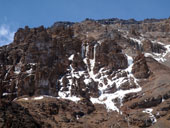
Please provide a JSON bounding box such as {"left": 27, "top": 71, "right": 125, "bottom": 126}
{"left": 132, "top": 53, "right": 150, "bottom": 79}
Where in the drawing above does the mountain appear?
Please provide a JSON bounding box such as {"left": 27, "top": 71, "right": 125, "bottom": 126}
{"left": 0, "top": 18, "right": 170, "bottom": 128}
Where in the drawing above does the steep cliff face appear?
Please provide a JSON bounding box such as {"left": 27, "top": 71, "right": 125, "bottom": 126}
{"left": 0, "top": 18, "right": 170, "bottom": 128}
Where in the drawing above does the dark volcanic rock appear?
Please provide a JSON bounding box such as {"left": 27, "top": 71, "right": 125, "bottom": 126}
{"left": 94, "top": 39, "right": 128, "bottom": 72}
{"left": 0, "top": 100, "right": 40, "bottom": 128}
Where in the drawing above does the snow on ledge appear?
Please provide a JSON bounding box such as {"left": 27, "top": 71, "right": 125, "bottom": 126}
{"left": 15, "top": 95, "right": 79, "bottom": 102}
{"left": 57, "top": 96, "right": 81, "bottom": 102}
{"left": 34, "top": 96, "right": 44, "bottom": 100}
{"left": 129, "top": 37, "right": 143, "bottom": 45}
{"left": 58, "top": 90, "right": 81, "bottom": 102}
{"left": 22, "top": 98, "right": 29, "bottom": 100}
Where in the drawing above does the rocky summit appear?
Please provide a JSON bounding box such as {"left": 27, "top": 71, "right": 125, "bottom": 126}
{"left": 0, "top": 18, "right": 170, "bottom": 128}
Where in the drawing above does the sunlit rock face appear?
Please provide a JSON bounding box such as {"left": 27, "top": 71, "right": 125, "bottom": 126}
{"left": 1, "top": 18, "right": 170, "bottom": 127}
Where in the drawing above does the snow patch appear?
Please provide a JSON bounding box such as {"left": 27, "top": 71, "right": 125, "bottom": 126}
{"left": 68, "top": 54, "right": 74, "bottom": 61}
{"left": 26, "top": 68, "right": 33, "bottom": 74}
{"left": 130, "top": 37, "right": 143, "bottom": 45}
{"left": 144, "top": 44, "right": 170, "bottom": 63}
{"left": 143, "top": 108, "right": 157, "bottom": 123}
{"left": 14, "top": 67, "right": 21, "bottom": 74}
{"left": 58, "top": 60, "right": 85, "bottom": 102}
{"left": 34, "top": 96, "right": 44, "bottom": 100}
{"left": 30, "top": 63, "right": 36, "bottom": 66}
{"left": 23, "top": 98, "right": 29, "bottom": 100}
{"left": 2, "top": 93, "right": 9, "bottom": 96}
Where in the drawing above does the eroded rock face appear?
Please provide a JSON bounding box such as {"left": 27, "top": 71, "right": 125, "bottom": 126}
{"left": 132, "top": 53, "right": 150, "bottom": 79}
{"left": 0, "top": 26, "right": 82, "bottom": 98}
{"left": 95, "top": 39, "right": 128, "bottom": 71}
{"left": 0, "top": 25, "right": 131, "bottom": 101}
{"left": 142, "top": 39, "right": 166, "bottom": 53}
{"left": 1, "top": 18, "right": 170, "bottom": 128}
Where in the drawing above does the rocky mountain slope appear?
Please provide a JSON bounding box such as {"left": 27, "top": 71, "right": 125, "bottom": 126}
{"left": 0, "top": 18, "right": 170, "bottom": 128}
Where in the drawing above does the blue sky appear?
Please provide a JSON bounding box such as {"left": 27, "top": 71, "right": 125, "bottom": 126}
{"left": 0, "top": 0, "right": 170, "bottom": 45}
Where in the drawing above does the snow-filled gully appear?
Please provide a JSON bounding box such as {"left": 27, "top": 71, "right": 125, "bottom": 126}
{"left": 58, "top": 41, "right": 142, "bottom": 113}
